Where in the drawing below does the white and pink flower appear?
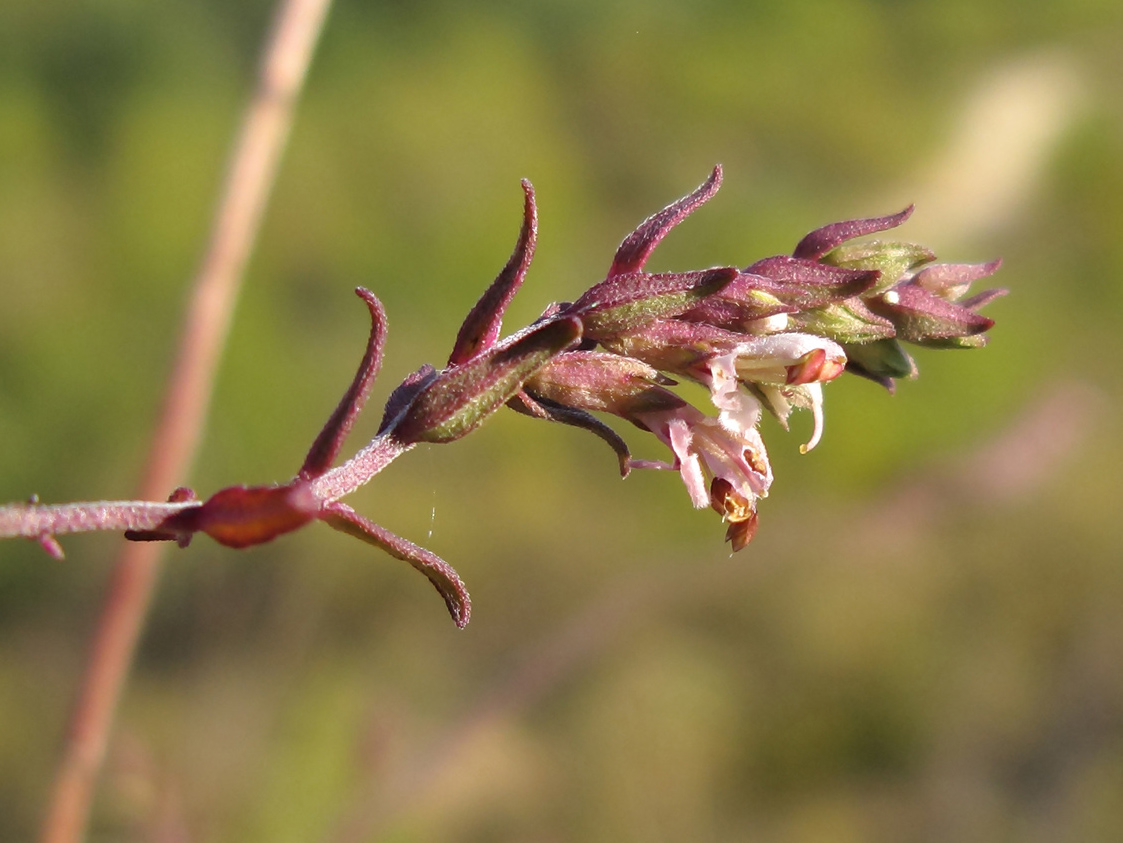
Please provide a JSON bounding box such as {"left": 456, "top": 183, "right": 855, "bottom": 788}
{"left": 690, "top": 332, "right": 846, "bottom": 453}
{"left": 633, "top": 402, "right": 772, "bottom": 550}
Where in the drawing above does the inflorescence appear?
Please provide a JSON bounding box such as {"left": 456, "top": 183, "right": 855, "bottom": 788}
{"left": 0, "top": 166, "right": 1003, "bottom": 627}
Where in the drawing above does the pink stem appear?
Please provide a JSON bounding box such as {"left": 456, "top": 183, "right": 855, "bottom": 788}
{"left": 310, "top": 434, "right": 413, "bottom": 502}
{"left": 0, "top": 501, "right": 197, "bottom": 540}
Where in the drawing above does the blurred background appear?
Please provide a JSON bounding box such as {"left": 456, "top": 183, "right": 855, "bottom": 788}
{"left": 2, "top": 0, "right": 1122, "bottom": 840}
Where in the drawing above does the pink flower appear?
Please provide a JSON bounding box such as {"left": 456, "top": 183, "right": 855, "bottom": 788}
{"left": 633, "top": 403, "right": 772, "bottom": 551}
{"left": 691, "top": 332, "right": 846, "bottom": 454}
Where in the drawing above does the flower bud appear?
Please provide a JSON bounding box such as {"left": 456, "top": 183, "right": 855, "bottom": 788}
{"left": 821, "top": 241, "right": 936, "bottom": 295}
{"left": 843, "top": 338, "right": 917, "bottom": 389}
{"left": 744, "top": 256, "right": 880, "bottom": 309}
{"left": 194, "top": 483, "right": 319, "bottom": 549}
{"left": 911, "top": 259, "right": 1002, "bottom": 301}
{"left": 870, "top": 284, "right": 997, "bottom": 348}
{"left": 572, "top": 267, "right": 737, "bottom": 341}
{"left": 525, "top": 351, "right": 684, "bottom": 419}
{"left": 788, "top": 299, "right": 896, "bottom": 345}
{"left": 394, "top": 316, "right": 582, "bottom": 444}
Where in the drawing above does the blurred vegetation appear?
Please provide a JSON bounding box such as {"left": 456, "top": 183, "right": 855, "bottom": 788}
{"left": 2, "top": 0, "right": 1123, "bottom": 840}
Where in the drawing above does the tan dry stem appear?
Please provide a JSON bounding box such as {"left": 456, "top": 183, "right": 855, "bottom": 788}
{"left": 38, "top": 1, "right": 334, "bottom": 841}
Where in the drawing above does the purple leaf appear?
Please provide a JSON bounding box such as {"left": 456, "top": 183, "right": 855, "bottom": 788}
{"left": 609, "top": 166, "right": 722, "bottom": 276}
{"left": 301, "top": 288, "right": 387, "bottom": 479}
{"left": 793, "top": 206, "right": 914, "bottom": 260}
{"left": 448, "top": 180, "right": 538, "bottom": 366}
{"left": 509, "top": 390, "right": 634, "bottom": 477}
{"left": 320, "top": 500, "right": 471, "bottom": 628}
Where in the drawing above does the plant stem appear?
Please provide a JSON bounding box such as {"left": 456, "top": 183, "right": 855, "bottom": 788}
{"left": 37, "top": 0, "right": 334, "bottom": 840}
{"left": 0, "top": 501, "right": 197, "bottom": 541}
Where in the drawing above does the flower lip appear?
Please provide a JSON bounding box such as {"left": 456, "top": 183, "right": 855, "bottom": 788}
{"left": 723, "top": 333, "right": 848, "bottom": 387}
{"left": 710, "top": 477, "right": 759, "bottom": 551}
{"left": 634, "top": 403, "right": 773, "bottom": 523}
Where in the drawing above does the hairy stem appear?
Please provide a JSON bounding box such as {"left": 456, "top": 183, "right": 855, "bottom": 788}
{"left": 310, "top": 434, "right": 413, "bottom": 502}
{"left": 0, "top": 501, "right": 197, "bottom": 540}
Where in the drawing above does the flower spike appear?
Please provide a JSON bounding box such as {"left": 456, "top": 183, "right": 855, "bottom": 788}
{"left": 2, "top": 166, "right": 1003, "bottom": 620}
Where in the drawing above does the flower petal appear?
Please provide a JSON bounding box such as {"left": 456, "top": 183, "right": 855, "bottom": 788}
{"left": 701, "top": 352, "right": 763, "bottom": 433}
{"left": 797, "top": 383, "right": 826, "bottom": 454}
{"left": 728, "top": 333, "right": 847, "bottom": 386}
{"left": 667, "top": 417, "right": 711, "bottom": 508}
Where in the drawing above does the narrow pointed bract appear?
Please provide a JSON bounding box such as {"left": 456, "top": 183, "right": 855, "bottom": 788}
{"left": 448, "top": 180, "right": 538, "bottom": 366}
{"left": 300, "top": 287, "right": 387, "bottom": 479}
{"left": 508, "top": 391, "right": 635, "bottom": 477}
{"left": 793, "top": 206, "right": 915, "bottom": 261}
{"left": 609, "top": 165, "right": 722, "bottom": 276}
{"left": 320, "top": 500, "right": 471, "bottom": 628}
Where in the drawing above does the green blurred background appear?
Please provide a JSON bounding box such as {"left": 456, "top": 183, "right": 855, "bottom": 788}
{"left": 2, "top": 0, "right": 1123, "bottom": 840}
